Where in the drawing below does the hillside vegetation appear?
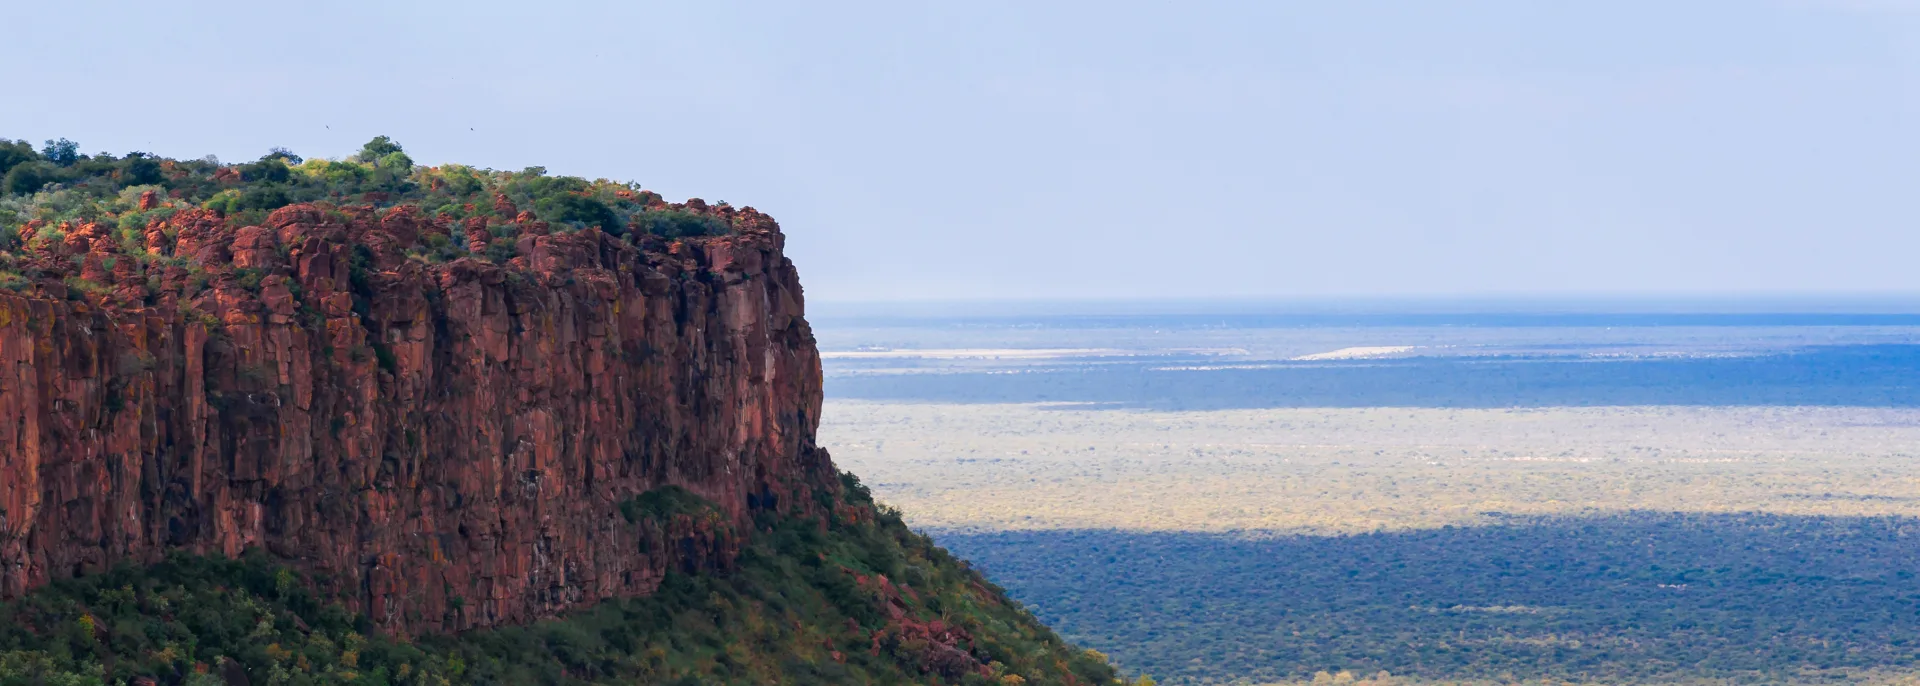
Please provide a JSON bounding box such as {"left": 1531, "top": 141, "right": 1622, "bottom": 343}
{"left": 0, "top": 135, "right": 727, "bottom": 288}
{"left": 0, "top": 474, "right": 1130, "bottom": 686}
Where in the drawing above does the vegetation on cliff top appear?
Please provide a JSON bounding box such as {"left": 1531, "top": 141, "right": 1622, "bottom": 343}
{"left": 0, "top": 474, "right": 1138, "bottom": 686}
{"left": 0, "top": 136, "right": 729, "bottom": 243}
{"left": 0, "top": 136, "right": 733, "bottom": 298}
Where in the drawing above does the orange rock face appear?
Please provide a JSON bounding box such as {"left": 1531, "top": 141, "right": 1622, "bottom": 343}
{"left": 0, "top": 202, "right": 832, "bottom": 634}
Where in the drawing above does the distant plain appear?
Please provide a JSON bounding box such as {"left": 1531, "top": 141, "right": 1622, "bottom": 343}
{"left": 825, "top": 402, "right": 1920, "bottom": 534}
{"left": 815, "top": 310, "right": 1920, "bottom": 684}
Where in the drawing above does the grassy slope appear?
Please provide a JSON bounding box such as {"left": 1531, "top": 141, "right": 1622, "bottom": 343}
{"left": 0, "top": 475, "right": 1130, "bottom": 686}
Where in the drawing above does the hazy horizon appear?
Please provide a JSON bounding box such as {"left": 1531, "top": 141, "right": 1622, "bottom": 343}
{"left": 808, "top": 293, "right": 1920, "bottom": 317}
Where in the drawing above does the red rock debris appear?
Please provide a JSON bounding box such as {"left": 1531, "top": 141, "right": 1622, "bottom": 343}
{"left": 853, "top": 568, "right": 995, "bottom": 680}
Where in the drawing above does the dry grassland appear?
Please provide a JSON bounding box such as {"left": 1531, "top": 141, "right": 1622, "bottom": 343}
{"left": 821, "top": 401, "right": 1920, "bottom": 534}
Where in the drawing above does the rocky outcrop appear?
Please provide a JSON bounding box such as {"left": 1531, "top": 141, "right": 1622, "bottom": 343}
{"left": 0, "top": 201, "right": 832, "bottom": 634}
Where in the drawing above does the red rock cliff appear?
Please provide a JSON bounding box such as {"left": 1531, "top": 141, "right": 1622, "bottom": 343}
{"left": 0, "top": 201, "right": 832, "bottom": 633}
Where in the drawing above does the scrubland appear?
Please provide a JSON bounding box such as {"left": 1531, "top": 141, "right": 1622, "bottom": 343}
{"left": 823, "top": 400, "right": 1920, "bottom": 684}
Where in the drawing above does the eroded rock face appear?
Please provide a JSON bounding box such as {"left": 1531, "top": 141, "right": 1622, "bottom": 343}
{"left": 0, "top": 202, "right": 831, "bottom": 634}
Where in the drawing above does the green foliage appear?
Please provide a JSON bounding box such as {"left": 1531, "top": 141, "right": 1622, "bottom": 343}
{"left": 0, "top": 551, "right": 370, "bottom": 685}
{"left": 234, "top": 185, "right": 294, "bottom": 212}
{"left": 121, "top": 152, "right": 164, "bottom": 186}
{"left": 0, "top": 474, "right": 1127, "bottom": 686}
{"left": 0, "top": 270, "right": 31, "bottom": 292}
{"left": 4, "top": 162, "right": 51, "bottom": 196}
{"left": 376, "top": 151, "right": 414, "bottom": 171}
{"left": 618, "top": 485, "right": 716, "bottom": 524}
{"left": 306, "top": 158, "right": 371, "bottom": 187}
{"left": 0, "top": 139, "right": 38, "bottom": 177}
{"left": 237, "top": 156, "right": 293, "bottom": 184}
{"left": 233, "top": 267, "right": 266, "bottom": 292}
{"left": 533, "top": 193, "right": 620, "bottom": 234}
{"left": 635, "top": 209, "right": 728, "bottom": 239}
{"left": 0, "top": 650, "right": 108, "bottom": 685}
{"left": 355, "top": 135, "right": 404, "bottom": 162}
{"left": 484, "top": 237, "right": 519, "bottom": 263}
{"left": 0, "top": 135, "right": 729, "bottom": 263}
{"left": 61, "top": 277, "right": 110, "bottom": 297}
{"left": 41, "top": 138, "right": 79, "bottom": 166}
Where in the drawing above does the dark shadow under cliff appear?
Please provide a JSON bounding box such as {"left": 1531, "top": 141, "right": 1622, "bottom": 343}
{"left": 937, "top": 512, "right": 1920, "bottom": 684}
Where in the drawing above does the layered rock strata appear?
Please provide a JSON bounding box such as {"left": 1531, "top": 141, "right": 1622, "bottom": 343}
{"left": 0, "top": 201, "right": 830, "bottom": 634}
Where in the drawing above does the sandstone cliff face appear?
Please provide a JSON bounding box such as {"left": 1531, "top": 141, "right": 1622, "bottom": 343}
{"left": 0, "top": 201, "right": 832, "bottom": 634}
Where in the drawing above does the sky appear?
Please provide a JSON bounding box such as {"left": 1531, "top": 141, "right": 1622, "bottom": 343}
{"left": 6, "top": 1, "right": 1919, "bottom": 302}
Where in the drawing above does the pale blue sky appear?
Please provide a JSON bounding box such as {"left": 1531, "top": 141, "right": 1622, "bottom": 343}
{"left": 7, "top": 1, "right": 1919, "bottom": 302}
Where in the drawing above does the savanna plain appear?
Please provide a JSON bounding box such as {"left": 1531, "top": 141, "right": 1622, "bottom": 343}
{"left": 815, "top": 317, "right": 1920, "bottom": 685}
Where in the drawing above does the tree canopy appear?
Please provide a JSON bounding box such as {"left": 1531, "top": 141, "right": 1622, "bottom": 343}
{"left": 0, "top": 136, "right": 731, "bottom": 251}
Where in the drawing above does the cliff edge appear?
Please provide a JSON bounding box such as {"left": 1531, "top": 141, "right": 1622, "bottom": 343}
{"left": 0, "top": 190, "right": 832, "bottom": 637}
{"left": 0, "top": 138, "right": 1132, "bottom": 685}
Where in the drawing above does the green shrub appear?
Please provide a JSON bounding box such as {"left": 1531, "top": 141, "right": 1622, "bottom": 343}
{"left": 119, "top": 153, "right": 163, "bottom": 186}
{"left": 233, "top": 185, "right": 292, "bottom": 212}
{"left": 40, "top": 138, "right": 79, "bottom": 166}
{"left": 0, "top": 139, "right": 38, "bottom": 177}
{"left": 0, "top": 136, "right": 737, "bottom": 260}
{"left": 619, "top": 486, "right": 716, "bottom": 524}
{"left": 636, "top": 209, "right": 727, "bottom": 238}
{"left": 0, "top": 474, "right": 1132, "bottom": 685}
{"left": 354, "top": 135, "right": 404, "bottom": 162}
{"left": 4, "top": 162, "right": 51, "bottom": 195}
{"left": 535, "top": 193, "right": 621, "bottom": 234}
